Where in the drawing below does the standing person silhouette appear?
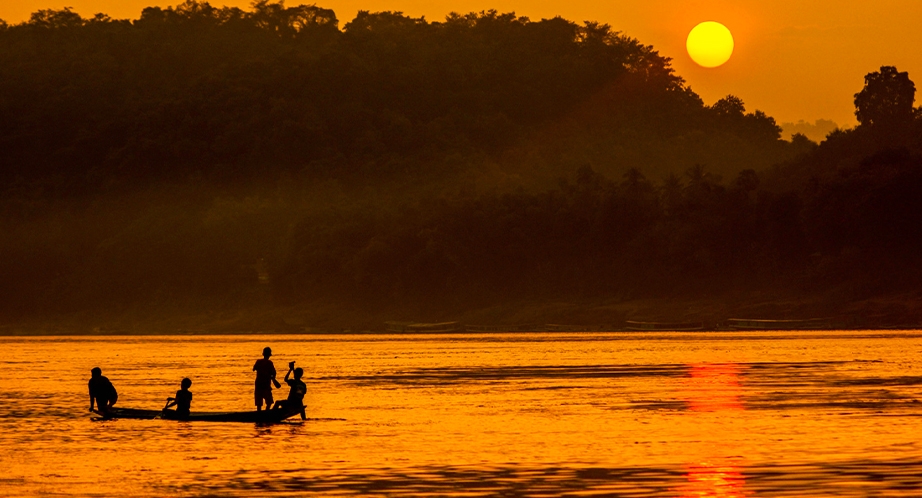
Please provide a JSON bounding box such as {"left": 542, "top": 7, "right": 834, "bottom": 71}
{"left": 253, "top": 347, "right": 281, "bottom": 411}
{"left": 164, "top": 378, "right": 193, "bottom": 419}
{"left": 88, "top": 367, "right": 118, "bottom": 414}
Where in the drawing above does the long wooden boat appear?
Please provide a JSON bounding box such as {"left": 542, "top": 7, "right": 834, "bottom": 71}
{"left": 625, "top": 320, "right": 704, "bottom": 331}
{"left": 464, "top": 324, "right": 544, "bottom": 332}
{"left": 725, "top": 318, "right": 832, "bottom": 330}
{"left": 385, "top": 321, "right": 464, "bottom": 333}
{"left": 94, "top": 407, "right": 302, "bottom": 423}
{"left": 544, "top": 324, "right": 594, "bottom": 331}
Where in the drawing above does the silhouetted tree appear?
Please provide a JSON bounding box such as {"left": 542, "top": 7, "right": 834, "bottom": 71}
{"left": 854, "top": 66, "right": 915, "bottom": 129}
{"left": 251, "top": 0, "right": 338, "bottom": 36}
{"left": 711, "top": 95, "right": 745, "bottom": 117}
{"left": 28, "top": 7, "right": 85, "bottom": 28}
{"left": 789, "top": 133, "right": 817, "bottom": 153}
{"left": 734, "top": 169, "right": 759, "bottom": 192}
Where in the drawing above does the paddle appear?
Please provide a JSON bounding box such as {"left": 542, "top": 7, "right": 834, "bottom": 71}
{"left": 153, "top": 398, "right": 172, "bottom": 420}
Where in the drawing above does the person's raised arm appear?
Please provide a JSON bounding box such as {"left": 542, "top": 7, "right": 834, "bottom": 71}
{"left": 284, "top": 361, "right": 295, "bottom": 382}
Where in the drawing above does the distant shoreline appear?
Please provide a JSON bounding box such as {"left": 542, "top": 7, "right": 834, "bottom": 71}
{"left": 4, "top": 290, "right": 921, "bottom": 337}
{"left": 3, "top": 327, "right": 921, "bottom": 337}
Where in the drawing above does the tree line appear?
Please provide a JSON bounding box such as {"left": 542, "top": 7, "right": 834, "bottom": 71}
{"left": 1, "top": 2, "right": 920, "bottom": 324}
{"left": 0, "top": 1, "right": 798, "bottom": 191}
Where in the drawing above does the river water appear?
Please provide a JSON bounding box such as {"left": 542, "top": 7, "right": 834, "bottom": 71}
{"left": 2, "top": 331, "right": 921, "bottom": 497}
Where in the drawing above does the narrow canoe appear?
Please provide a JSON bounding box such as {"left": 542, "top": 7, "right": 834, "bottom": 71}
{"left": 725, "top": 318, "right": 832, "bottom": 330}
{"left": 95, "top": 407, "right": 302, "bottom": 423}
{"left": 625, "top": 320, "right": 704, "bottom": 331}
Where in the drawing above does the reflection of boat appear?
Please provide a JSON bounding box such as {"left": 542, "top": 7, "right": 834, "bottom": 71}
{"left": 625, "top": 320, "right": 704, "bottom": 331}
{"left": 726, "top": 318, "right": 831, "bottom": 330}
{"left": 95, "top": 407, "right": 301, "bottom": 423}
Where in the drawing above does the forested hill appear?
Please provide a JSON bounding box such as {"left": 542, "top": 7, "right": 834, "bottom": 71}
{"left": 3, "top": 3, "right": 922, "bottom": 332}
{"left": 0, "top": 1, "right": 798, "bottom": 188}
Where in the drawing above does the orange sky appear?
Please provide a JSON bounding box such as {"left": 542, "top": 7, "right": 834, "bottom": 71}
{"left": 3, "top": 0, "right": 921, "bottom": 127}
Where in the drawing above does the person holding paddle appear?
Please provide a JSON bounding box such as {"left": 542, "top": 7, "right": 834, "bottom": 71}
{"left": 253, "top": 347, "right": 282, "bottom": 411}
{"left": 273, "top": 361, "right": 307, "bottom": 420}
{"left": 164, "top": 378, "right": 193, "bottom": 419}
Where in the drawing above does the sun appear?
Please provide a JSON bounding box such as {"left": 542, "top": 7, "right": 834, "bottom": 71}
{"left": 686, "top": 21, "right": 734, "bottom": 68}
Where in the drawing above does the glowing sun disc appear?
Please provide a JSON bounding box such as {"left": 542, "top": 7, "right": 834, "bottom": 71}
{"left": 686, "top": 21, "right": 734, "bottom": 68}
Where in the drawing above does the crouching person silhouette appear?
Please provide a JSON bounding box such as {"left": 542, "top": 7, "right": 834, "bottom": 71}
{"left": 274, "top": 362, "right": 307, "bottom": 420}
{"left": 88, "top": 367, "right": 118, "bottom": 415}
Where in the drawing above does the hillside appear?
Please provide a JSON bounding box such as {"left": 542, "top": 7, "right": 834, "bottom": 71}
{"left": 1, "top": 3, "right": 921, "bottom": 332}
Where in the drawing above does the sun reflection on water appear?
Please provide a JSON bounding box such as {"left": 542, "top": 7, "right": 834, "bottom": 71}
{"left": 677, "top": 460, "right": 750, "bottom": 497}
{"left": 684, "top": 363, "right": 744, "bottom": 412}
{"left": 675, "top": 363, "right": 751, "bottom": 496}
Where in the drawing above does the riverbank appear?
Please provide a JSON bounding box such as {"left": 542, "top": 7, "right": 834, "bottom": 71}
{"left": 3, "top": 289, "right": 921, "bottom": 335}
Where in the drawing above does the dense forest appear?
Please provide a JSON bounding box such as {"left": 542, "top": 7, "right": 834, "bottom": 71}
{"left": 1, "top": 2, "right": 921, "bottom": 331}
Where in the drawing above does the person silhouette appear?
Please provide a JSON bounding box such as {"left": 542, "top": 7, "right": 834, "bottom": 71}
{"left": 253, "top": 347, "right": 281, "bottom": 411}
{"left": 273, "top": 361, "right": 307, "bottom": 420}
{"left": 88, "top": 367, "right": 118, "bottom": 414}
{"left": 165, "top": 378, "right": 193, "bottom": 419}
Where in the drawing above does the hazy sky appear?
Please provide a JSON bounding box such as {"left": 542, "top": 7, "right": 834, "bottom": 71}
{"left": 3, "top": 0, "right": 921, "bottom": 127}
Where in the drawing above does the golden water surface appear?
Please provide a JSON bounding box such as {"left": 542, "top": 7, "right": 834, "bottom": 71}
{"left": 2, "top": 331, "right": 922, "bottom": 496}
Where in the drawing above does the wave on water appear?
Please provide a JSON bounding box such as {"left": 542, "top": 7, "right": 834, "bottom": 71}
{"left": 160, "top": 459, "right": 922, "bottom": 497}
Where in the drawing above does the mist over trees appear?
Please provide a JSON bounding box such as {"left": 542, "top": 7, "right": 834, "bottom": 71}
{"left": 780, "top": 119, "right": 838, "bottom": 142}
{"left": 1, "top": 2, "right": 921, "bottom": 329}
